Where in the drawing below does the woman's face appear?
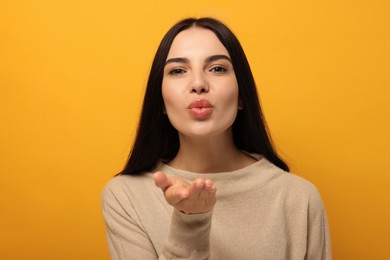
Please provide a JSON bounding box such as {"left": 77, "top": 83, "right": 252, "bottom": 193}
{"left": 162, "top": 27, "right": 239, "bottom": 138}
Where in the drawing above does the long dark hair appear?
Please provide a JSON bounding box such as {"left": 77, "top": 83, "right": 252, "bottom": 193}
{"left": 119, "top": 17, "right": 289, "bottom": 175}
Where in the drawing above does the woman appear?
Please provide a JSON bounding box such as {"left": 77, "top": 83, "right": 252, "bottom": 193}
{"left": 102, "top": 17, "right": 331, "bottom": 259}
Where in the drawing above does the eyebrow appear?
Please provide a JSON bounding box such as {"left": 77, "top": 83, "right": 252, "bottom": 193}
{"left": 165, "top": 54, "right": 232, "bottom": 66}
{"left": 205, "top": 54, "right": 232, "bottom": 63}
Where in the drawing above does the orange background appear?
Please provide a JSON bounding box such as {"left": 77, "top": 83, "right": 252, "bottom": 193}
{"left": 1, "top": 0, "right": 389, "bottom": 259}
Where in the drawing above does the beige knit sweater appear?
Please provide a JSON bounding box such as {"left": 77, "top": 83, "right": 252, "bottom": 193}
{"left": 101, "top": 156, "right": 331, "bottom": 259}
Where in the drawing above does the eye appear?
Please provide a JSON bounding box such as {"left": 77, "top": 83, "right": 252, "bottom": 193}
{"left": 210, "top": 66, "right": 227, "bottom": 73}
{"left": 169, "top": 68, "right": 186, "bottom": 75}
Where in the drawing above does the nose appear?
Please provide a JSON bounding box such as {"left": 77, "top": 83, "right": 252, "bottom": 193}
{"left": 190, "top": 72, "right": 209, "bottom": 94}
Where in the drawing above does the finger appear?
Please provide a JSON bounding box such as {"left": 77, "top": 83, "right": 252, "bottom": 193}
{"left": 193, "top": 179, "right": 206, "bottom": 190}
{"left": 199, "top": 186, "right": 217, "bottom": 200}
{"left": 193, "top": 179, "right": 216, "bottom": 193}
{"left": 204, "top": 179, "right": 216, "bottom": 192}
{"left": 189, "top": 179, "right": 217, "bottom": 198}
{"left": 154, "top": 171, "right": 172, "bottom": 192}
{"left": 188, "top": 179, "right": 205, "bottom": 197}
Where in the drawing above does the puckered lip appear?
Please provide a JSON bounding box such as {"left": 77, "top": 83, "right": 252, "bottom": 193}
{"left": 188, "top": 99, "right": 213, "bottom": 109}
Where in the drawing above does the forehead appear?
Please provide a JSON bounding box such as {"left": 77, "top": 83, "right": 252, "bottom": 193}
{"left": 166, "top": 27, "right": 230, "bottom": 58}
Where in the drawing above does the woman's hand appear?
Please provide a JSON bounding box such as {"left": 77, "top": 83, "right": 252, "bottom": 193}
{"left": 154, "top": 171, "right": 217, "bottom": 214}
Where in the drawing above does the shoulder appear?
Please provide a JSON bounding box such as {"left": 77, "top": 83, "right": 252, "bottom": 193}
{"left": 100, "top": 172, "right": 164, "bottom": 228}
{"left": 101, "top": 173, "right": 155, "bottom": 209}
{"left": 286, "top": 172, "right": 322, "bottom": 199}
{"left": 102, "top": 174, "right": 151, "bottom": 193}
{"left": 261, "top": 159, "right": 325, "bottom": 207}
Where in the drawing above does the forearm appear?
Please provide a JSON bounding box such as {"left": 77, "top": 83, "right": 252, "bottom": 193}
{"left": 104, "top": 209, "right": 212, "bottom": 260}
{"left": 161, "top": 210, "right": 212, "bottom": 260}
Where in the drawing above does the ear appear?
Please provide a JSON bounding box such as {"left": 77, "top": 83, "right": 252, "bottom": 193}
{"left": 162, "top": 105, "right": 167, "bottom": 115}
{"left": 238, "top": 100, "right": 243, "bottom": 110}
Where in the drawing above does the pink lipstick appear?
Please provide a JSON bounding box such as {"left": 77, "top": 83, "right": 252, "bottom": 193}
{"left": 188, "top": 99, "right": 213, "bottom": 119}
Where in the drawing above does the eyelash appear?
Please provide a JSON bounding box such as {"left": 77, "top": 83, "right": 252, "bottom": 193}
{"left": 169, "top": 68, "right": 186, "bottom": 75}
{"left": 210, "top": 66, "right": 227, "bottom": 73}
{"left": 168, "top": 66, "right": 228, "bottom": 76}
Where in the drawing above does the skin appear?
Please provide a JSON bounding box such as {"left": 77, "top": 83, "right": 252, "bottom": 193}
{"left": 154, "top": 27, "right": 256, "bottom": 214}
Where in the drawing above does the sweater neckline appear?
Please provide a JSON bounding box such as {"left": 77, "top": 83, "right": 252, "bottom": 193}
{"left": 157, "top": 154, "right": 267, "bottom": 181}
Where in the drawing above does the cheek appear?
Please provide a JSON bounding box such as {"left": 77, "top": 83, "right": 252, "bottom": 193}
{"left": 215, "top": 83, "right": 239, "bottom": 126}
{"left": 220, "top": 81, "right": 239, "bottom": 110}
{"left": 162, "top": 85, "right": 187, "bottom": 133}
{"left": 224, "top": 95, "right": 239, "bottom": 123}
{"left": 162, "top": 81, "right": 177, "bottom": 110}
{"left": 162, "top": 81, "right": 184, "bottom": 122}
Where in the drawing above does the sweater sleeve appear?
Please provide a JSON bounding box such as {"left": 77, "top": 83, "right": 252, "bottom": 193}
{"left": 101, "top": 183, "right": 159, "bottom": 259}
{"left": 162, "top": 210, "right": 212, "bottom": 259}
{"left": 101, "top": 180, "right": 212, "bottom": 260}
{"left": 305, "top": 187, "right": 332, "bottom": 260}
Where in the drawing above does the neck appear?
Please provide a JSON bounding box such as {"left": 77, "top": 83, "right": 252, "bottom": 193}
{"left": 168, "top": 130, "right": 256, "bottom": 173}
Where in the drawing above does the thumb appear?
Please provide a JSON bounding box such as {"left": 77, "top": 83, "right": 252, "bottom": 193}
{"left": 154, "top": 171, "right": 172, "bottom": 192}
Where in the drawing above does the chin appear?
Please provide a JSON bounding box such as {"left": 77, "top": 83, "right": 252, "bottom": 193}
{"left": 179, "top": 126, "right": 233, "bottom": 139}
